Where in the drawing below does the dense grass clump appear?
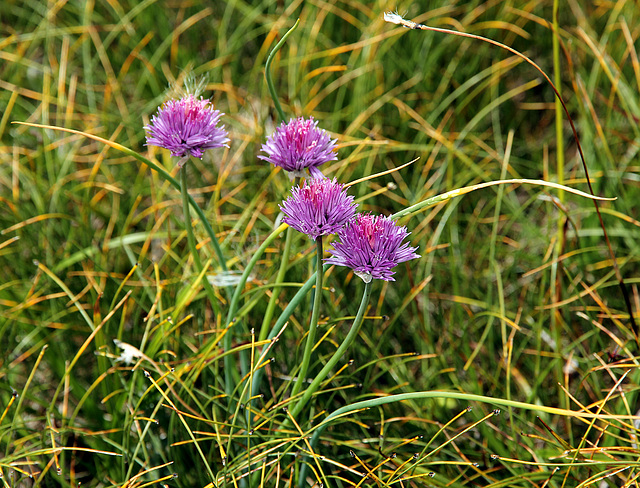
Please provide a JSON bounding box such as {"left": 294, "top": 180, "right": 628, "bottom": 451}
{"left": 2, "top": 1, "right": 640, "bottom": 487}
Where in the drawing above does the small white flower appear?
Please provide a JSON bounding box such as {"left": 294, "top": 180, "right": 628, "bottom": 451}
{"left": 113, "top": 339, "right": 143, "bottom": 365}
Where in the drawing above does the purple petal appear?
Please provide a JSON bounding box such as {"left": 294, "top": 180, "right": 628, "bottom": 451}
{"left": 325, "top": 213, "right": 420, "bottom": 282}
{"left": 259, "top": 117, "right": 337, "bottom": 177}
{"left": 145, "top": 95, "right": 230, "bottom": 161}
{"left": 279, "top": 178, "right": 357, "bottom": 241}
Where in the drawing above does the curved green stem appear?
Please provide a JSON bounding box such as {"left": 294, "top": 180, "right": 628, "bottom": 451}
{"left": 265, "top": 18, "right": 300, "bottom": 122}
{"left": 258, "top": 225, "right": 294, "bottom": 342}
{"left": 290, "top": 237, "right": 324, "bottom": 399}
{"left": 299, "top": 389, "right": 640, "bottom": 487}
{"left": 259, "top": 177, "right": 300, "bottom": 342}
{"left": 389, "top": 178, "right": 614, "bottom": 222}
{"left": 288, "top": 280, "right": 372, "bottom": 423}
{"left": 250, "top": 264, "right": 330, "bottom": 401}
{"left": 223, "top": 223, "right": 289, "bottom": 397}
{"left": 180, "top": 165, "right": 220, "bottom": 315}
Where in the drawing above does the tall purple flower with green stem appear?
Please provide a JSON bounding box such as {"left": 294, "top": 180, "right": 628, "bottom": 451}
{"left": 286, "top": 212, "right": 419, "bottom": 424}
{"left": 279, "top": 177, "right": 357, "bottom": 398}
{"left": 144, "top": 93, "right": 229, "bottom": 333}
{"left": 257, "top": 117, "right": 339, "bottom": 348}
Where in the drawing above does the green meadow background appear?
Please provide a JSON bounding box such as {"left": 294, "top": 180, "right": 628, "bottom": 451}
{"left": 2, "top": 0, "right": 640, "bottom": 486}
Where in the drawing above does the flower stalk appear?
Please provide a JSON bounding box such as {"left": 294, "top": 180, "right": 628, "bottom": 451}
{"left": 250, "top": 264, "right": 331, "bottom": 402}
{"left": 223, "top": 222, "right": 289, "bottom": 397}
{"left": 258, "top": 223, "right": 295, "bottom": 342}
{"left": 180, "top": 163, "right": 221, "bottom": 315}
{"left": 290, "top": 236, "right": 324, "bottom": 399}
{"left": 265, "top": 19, "right": 300, "bottom": 122}
{"left": 287, "top": 280, "right": 372, "bottom": 423}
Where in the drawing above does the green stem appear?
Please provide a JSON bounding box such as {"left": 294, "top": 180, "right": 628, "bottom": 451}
{"left": 223, "top": 223, "right": 289, "bottom": 397}
{"left": 172, "top": 158, "right": 226, "bottom": 272}
{"left": 258, "top": 176, "right": 301, "bottom": 342}
{"left": 290, "top": 237, "right": 324, "bottom": 399}
{"left": 299, "top": 390, "right": 637, "bottom": 487}
{"left": 180, "top": 165, "right": 220, "bottom": 316}
{"left": 265, "top": 19, "right": 300, "bottom": 122}
{"left": 258, "top": 225, "right": 294, "bottom": 342}
{"left": 287, "top": 280, "right": 372, "bottom": 423}
{"left": 250, "top": 264, "right": 330, "bottom": 401}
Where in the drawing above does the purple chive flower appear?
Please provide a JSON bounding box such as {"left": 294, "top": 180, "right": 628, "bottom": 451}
{"left": 145, "top": 94, "right": 229, "bottom": 163}
{"left": 325, "top": 213, "right": 420, "bottom": 282}
{"left": 280, "top": 178, "right": 357, "bottom": 241}
{"left": 259, "top": 117, "right": 337, "bottom": 179}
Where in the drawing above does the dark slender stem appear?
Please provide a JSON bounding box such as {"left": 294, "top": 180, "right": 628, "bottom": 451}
{"left": 389, "top": 13, "right": 637, "bottom": 343}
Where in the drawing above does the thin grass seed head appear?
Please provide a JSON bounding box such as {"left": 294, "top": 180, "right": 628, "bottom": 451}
{"left": 280, "top": 177, "right": 357, "bottom": 241}
{"left": 259, "top": 116, "right": 337, "bottom": 179}
{"left": 383, "top": 11, "right": 405, "bottom": 25}
{"left": 145, "top": 94, "right": 230, "bottom": 164}
{"left": 383, "top": 11, "right": 421, "bottom": 29}
{"left": 325, "top": 213, "right": 420, "bottom": 282}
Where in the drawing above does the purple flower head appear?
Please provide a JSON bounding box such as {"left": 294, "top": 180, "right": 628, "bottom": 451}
{"left": 325, "top": 213, "right": 420, "bottom": 282}
{"left": 145, "top": 95, "right": 229, "bottom": 163}
{"left": 259, "top": 117, "right": 337, "bottom": 179}
{"left": 280, "top": 178, "right": 357, "bottom": 241}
